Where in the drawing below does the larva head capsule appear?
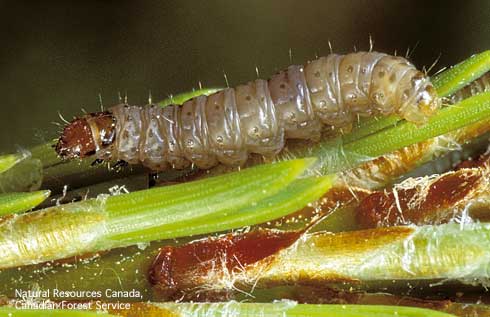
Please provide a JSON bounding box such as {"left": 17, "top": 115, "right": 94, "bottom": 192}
{"left": 414, "top": 84, "right": 441, "bottom": 118}
{"left": 399, "top": 72, "right": 441, "bottom": 124}
{"left": 55, "top": 112, "right": 116, "bottom": 159}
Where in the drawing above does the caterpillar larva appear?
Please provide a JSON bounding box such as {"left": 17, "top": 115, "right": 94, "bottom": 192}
{"left": 55, "top": 51, "right": 440, "bottom": 171}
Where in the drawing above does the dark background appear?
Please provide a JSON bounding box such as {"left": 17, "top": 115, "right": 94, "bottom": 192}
{"left": 0, "top": 1, "right": 489, "bottom": 151}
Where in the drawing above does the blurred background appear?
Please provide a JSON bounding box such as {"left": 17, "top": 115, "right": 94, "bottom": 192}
{"left": 0, "top": 0, "right": 489, "bottom": 151}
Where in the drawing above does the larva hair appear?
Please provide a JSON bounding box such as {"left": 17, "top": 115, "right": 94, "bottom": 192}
{"left": 56, "top": 51, "right": 440, "bottom": 171}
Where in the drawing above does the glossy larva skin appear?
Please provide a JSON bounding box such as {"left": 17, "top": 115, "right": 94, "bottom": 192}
{"left": 98, "top": 51, "right": 439, "bottom": 171}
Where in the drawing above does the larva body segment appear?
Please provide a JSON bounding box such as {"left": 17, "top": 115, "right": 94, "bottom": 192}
{"left": 205, "top": 89, "right": 247, "bottom": 166}
{"left": 269, "top": 65, "right": 321, "bottom": 140}
{"left": 56, "top": 51, "right": 440, "bottom": 171}
{"left": 235, "top": 79, "right": 283, "bottom": 156}
{"left": 139, "top": 105, "right": 171, "bottom": 171}
{"left": 111, "top": 105, "right": 142, "bottom": 164}
{"left": 180, "top": 96, "right": 215, "bottom": 168}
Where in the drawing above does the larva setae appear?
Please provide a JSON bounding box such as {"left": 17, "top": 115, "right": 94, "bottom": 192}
{"left": 56, "top": 51, "right": 440, "bottom": 171}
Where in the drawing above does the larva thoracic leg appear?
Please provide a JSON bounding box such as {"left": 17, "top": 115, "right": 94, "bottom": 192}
{"left": 55, "top": 51, "right": 441, "bottom": 171}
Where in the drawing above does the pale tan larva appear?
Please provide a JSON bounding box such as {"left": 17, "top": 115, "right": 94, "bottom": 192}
{"left": 55, "top": 51, "right": 440, "bottom": 171}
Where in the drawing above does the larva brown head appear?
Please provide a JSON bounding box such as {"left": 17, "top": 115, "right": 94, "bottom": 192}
{"left": 414, "top": 84, "right": 440, "bottom": 117}
{"left": 55, "top": 112, "right": 116, "bottom": 159}
{"left": 399, "top": 72, "right": 441, "bottom": 124}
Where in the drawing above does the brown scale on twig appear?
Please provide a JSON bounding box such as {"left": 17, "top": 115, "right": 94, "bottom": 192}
{"left": 148, "top": 228, "right": 302, "bottom": 300}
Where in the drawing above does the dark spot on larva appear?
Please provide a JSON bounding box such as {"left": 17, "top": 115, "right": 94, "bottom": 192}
{"left": 186, "top": 111, "right": 192, "bottom": 116}
{"left": 378, "top": 71, "right": 385, "bottom": 78}
{"left": 215, "top": 105, "right": 220, "bottom": 110}
{"left": 390, "top": 74, "right": 396, "bottom": 82}
{"left": 361, "top": 67, "right": 367, "bottom": 74}
{"left": 347, "top": 65, "right": 353, "bottom": 73}
{"left": 261, "top": 97, "right": 265, "bottom": 102}
{"left": 280, "top": 83, "right": 286, "bottom": 89}
{"left": 314, "top": 71, "right": 321, "bottom": 78}
{"left": 245, "top": 95, "right": 251, "bottom": 101}
{"left": 328, "top": 72, "right": 334, "bottom": 78}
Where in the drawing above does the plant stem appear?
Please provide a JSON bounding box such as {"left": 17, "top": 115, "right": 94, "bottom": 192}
{"left": 135, "top": 302, "right": 457, "bottom": 317}
{"left": 433, "top": 50, "right": 490, "bottom": 98}
{"left": 158, "top": 87, "right": 222, "bottom": 107}
{"left": 0, "top": 158, "right": 331, "bottom": 268}
{"left": 0, "top": 153, "right": 26, "bottom": 174}
{"left": 0, "top": 157, "right": 43, "bottom": 193}
{"left": 164, "top": 223, "right": 490, "bottom": 296}
{"left": 342, "top": 115, "right": 400, "bottom": 144}
{"left": 0, "top": 302, "right": 457, "bottom": 317}
{"left": 255, "top": 223, "right": 490, "bottom": 287}
{"left": 0, "top": 190, "right": 50, "bottom": 216}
